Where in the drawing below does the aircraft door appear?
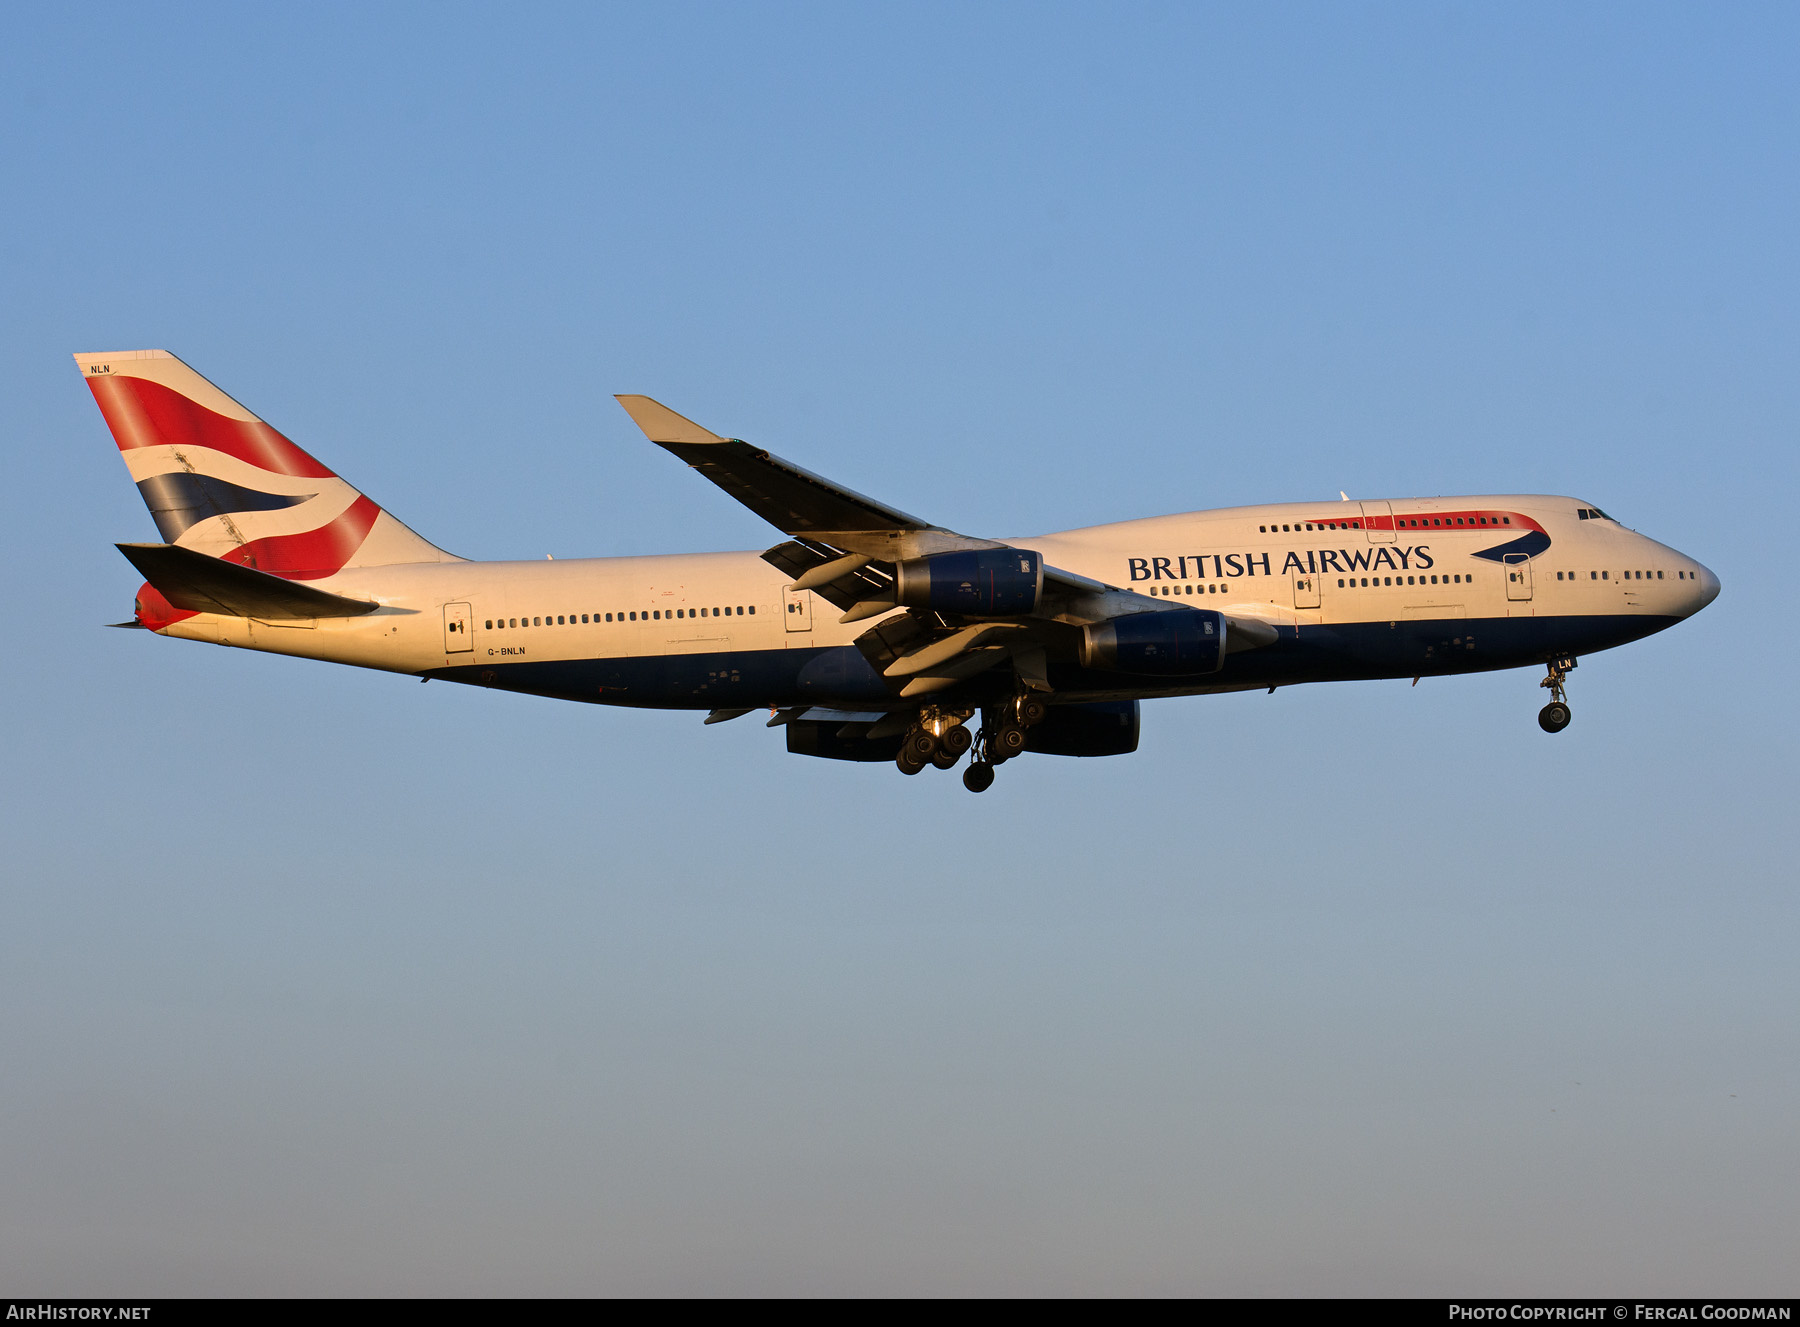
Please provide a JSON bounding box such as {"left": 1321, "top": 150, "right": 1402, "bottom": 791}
{"left": 1504, "top": 554, "right": 1533, "bottom": 601}
{"left": 1292, "top": 572, "right": 1321, "bottom": 609}
{"left": 1359, "top": 500, "right": 1395, "bottom": 543}
{"left": 781, "top": 587, "right": 813, "bottom": 632}
{"left": 443, "top": 602, "right": 473, "bottom": 653}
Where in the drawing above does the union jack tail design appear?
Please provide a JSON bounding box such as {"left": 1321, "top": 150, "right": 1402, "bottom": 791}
{"left": 77, "top": 349, "right": 457, "bottom": 584}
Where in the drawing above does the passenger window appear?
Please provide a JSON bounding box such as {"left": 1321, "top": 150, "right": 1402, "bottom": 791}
{"left": 748, "top": 605, "right": 755, "bottom": 615}
{"left": 484, "top": 620, "right": 492, "bottom": 629}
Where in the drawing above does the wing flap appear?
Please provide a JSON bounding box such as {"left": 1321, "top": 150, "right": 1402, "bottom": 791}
{"left": 760, "top": 538, "right": 896, "bottom": 610}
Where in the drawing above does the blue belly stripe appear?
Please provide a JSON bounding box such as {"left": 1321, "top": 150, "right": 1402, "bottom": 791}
{"left": 425, "top": 615, "right": 1680, "bottom": 709}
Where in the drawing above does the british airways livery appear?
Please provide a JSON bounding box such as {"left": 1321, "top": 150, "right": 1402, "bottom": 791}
{"left": 81, "top": 350, "right": 1720, "bottom": 792}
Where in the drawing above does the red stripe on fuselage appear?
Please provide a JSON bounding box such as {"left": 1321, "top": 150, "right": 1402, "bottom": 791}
{"left": 86, "top": 375, "right": 338, "bottom": 479}
{"left": 219, "top": 494, "right": 381, "bottom": 580}
{"left": 1352, "top": 510, "right": 1545, "bottom": 535}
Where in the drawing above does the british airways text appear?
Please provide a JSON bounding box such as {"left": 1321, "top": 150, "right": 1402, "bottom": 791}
{"left": 1127, "top": 546, "right": 1438, "bottom": 581}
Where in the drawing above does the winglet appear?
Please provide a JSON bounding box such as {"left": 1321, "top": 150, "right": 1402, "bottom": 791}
{"left": 615, "top": 396, "right": 724, "bottom": 447}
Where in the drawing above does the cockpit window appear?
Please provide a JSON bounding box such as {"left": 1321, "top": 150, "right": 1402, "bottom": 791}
{"left": 1576, "top": 506, "right": 1614, "bottom": 522}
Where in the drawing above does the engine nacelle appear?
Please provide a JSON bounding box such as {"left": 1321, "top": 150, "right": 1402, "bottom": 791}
{"left": 786, "top": 721, "right": 904, "bottom": 763}
{"left": 895, "top": 548, "right": 1043, "bottom": 616}
{"left": 1023, "top": 700, "right": 1140, "bottom": 757}
{"left": 1080, "top": 608, "right": 1226, "bottom": 676}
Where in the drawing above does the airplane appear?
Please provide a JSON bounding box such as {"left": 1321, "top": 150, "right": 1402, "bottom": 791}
{"left": 78, "top": 349, "right": 1720, "bottom": 792}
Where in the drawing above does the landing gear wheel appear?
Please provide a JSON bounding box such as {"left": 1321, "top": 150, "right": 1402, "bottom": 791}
{"left": 962, "top": 762, "right": 995, "bottom": 793}
{"left": 896, "top": 747, "right": 928, "bottom": 775}
{"left": 1538, "top": 656, "right": 1577, "bottom": 734}
{"left": 940, "top": 724, "right": 972, "bottom": 757}
{"left": 993, "top": 725, "right": 1028, "bottom": 759}
{"left": 931, "top": 746, "right": 961, "bottom": 770}
{"left": 1017, "top": 695, "right": 1048, "bottom": 728}
{"left": 904, "top": 729, "right": 938, "bottom": 761}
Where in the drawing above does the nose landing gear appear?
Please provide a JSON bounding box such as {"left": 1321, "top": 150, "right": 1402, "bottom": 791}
{"left": 1538, "top": 656, "right": 1576, "bottom": 733}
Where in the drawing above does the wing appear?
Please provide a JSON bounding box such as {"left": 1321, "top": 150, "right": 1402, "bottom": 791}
{"left": 614, "top": 395, "right": 999, "bottom": 562}
{"left": 614, "top": 396, "right": 1274, "bottom": 696}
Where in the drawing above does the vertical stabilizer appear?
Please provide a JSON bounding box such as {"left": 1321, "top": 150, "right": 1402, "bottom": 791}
{"left": 76, "top": 350, "right": 458, "bottom": 578}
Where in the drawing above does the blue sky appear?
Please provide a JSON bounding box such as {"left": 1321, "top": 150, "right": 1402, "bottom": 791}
{"left": 2, "top": 2, "right": 1795, "bottom": 1294}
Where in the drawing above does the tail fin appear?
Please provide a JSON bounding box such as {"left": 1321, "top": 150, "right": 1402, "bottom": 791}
{"left": 76, "top": 350, "right": 458, "bottom": 578}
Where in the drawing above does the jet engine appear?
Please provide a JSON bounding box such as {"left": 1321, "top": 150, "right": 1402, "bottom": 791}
{"left": 1080, "top": 607, "right": 1227, "bottom": 675}
{"left": 1023, "top": 700, "right": 1140, "bottom": 757}
{"left": 894, "top": 548, "right": 1043, "bottom": 616}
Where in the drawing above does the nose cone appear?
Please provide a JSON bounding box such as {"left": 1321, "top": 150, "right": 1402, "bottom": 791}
{"left": 1689, "top": 562, "right": 1721, "bottom": 614}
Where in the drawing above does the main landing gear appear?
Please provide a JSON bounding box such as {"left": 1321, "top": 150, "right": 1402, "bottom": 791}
{"left": 1538, "top": 656, "right": 1576, "bottom": 733}
{"left": 894, "top": 694, "right": 1050, "bottom": 792}
{"left": 896, "top": 706, "right": 974, "bottom": 777}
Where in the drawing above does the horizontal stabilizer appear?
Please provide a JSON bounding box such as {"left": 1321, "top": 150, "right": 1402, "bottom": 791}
{"left": 116, "top": 543, "right": 380, "bottom": 620}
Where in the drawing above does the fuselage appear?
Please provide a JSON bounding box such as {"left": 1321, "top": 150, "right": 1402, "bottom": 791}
{"left": 146, "top": 493, "right": 1720, "bottom": 711}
